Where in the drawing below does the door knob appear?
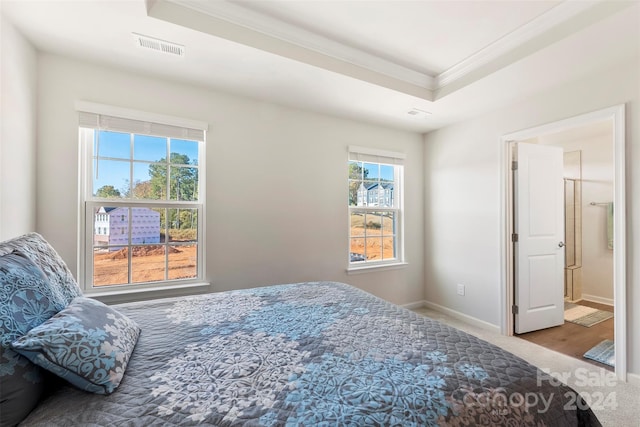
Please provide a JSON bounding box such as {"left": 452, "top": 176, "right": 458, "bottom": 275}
{"left": 558, "top": 242, "right": 565, "bottom": 248}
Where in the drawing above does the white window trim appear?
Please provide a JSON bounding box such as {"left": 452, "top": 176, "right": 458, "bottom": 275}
{"left": 347, "top": 261, "right": 409, "bottom": 274}
{"left": 87, "top": 281, "right": 211, "bottom": 306}
{"left": 77, "top": 103, "right": 208, "bottom": 295}
{"left": 347, "top": 146, "right": 405, "bottom": 271}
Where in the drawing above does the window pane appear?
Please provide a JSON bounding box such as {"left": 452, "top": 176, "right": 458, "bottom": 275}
{"left": 93, "top": 159, "right": 129, "bottom": 198}
{"left": 348, "top": 161, "right": 363, "bottom": 180}
{"left": 171, "top": 139, "right": 198, "bottom": 165}
{"left": 365, "top": 212, "right": 383, "bottom": 236}
{"left": 170, "top": 166, "right": 198, "bottom": 201}
{"left": 349, "top": 181, "right": 359, "bottom": 206}
{"left": 133, "top": 162, "right": 166, "bottom": 199}
{"left": 93, "top": 206, "right": 130, "bottom": 247}
{"left": 382, "top": 236, "right": 396, "bottom": 260}
{"left": 132, "top": 245, "right": 165, "bottom": 283}
{"left": 380, "top": 164, "right": 394, "bottom": 182}
{"left": 131, "top": 179, "right": 156, "bottom": 199}
{"left": 363, "top": 162, "right": 379, "bottom": 180}
{"left": 93, "top": 247, "right": 129, "bottom": 286}
{"left": 381, "top": 211, "right": 395, "bottom": 234}
{"left": 350, "top": 212, "right": 365, "bottom": 236}
{"left": 167, "top": 208, "right": 197, "bottom": 242}
{"left": 93, "top": 207, "right": 111, "bottom": 246}
{"left": 363, "top": 182, "right": 374, "bottom": 206}
{"left": 366, "top": 236, "right": 383, "bottom": 261}
{"left": 130, "top": 207, "right": 161, "bottom": 244}
{"left": 92, "top": 206, "right": 128, "bottom": 287}
{"left": 96, "top": 131, "right": 130, "bottom": 160}
{"left": 134, "top": 135, "right": 167, "bottom": 162}
{"left": 350, "top": 181, "right": 365, "bottom": 206}
{"left": 168, "top": 244, "right": 197, "bottom": 280}
{"left": 378, "top": 184, "right": 394, "bottom": 207}
{"left": 350, "top": 238, "right": 366, "bottom": 262}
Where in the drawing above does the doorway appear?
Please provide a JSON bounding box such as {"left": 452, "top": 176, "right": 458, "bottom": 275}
{"left": 515, "top": 121, "right": 614, "bottom": 370}
{"left": 500, "top": 105, "right": 626, "bottom": 381}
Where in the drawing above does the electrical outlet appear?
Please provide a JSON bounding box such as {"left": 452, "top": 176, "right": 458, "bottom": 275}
{"left": 457, "top": 284, "right": 465, "bottom": 296}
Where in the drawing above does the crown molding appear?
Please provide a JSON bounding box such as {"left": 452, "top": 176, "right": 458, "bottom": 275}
{"left": 170, "top": 0, "right": 434, "bottom": 90}
{"left": 435, "top": 0, "right": 606, "bottom": 90}
{"left": 152, "top": 0, "right": 616, "bottom": 99}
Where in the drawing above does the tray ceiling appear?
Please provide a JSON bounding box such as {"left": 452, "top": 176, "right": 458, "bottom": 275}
{"left": 3, "top": 0, "right": 638, "bottom": 132}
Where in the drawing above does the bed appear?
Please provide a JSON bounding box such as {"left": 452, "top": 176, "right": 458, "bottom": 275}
{"left": 1, "top": 234, "right": 600, "bottom": 426}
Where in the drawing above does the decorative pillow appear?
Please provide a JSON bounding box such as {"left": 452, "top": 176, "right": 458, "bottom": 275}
{"left": 0, "top": 350, "right": 44, "bottom": 427}
{"left": 11, "top": 297, "right": 141, "bottom": 395}
{"left": 0, "top": 232, "right": 82, "bottom": 305}
{"left": 0, "top": 250, "right": 67, "bottom": 427}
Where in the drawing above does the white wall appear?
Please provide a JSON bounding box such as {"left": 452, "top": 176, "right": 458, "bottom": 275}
{"left": 580, "top": 135, "right": 614, "bottom": 302}
{"left": 538, "top": 122, "right": 614, "bottom": 303}
{"left": 36, "top": 54, "right": 424, "bottom": 305}
{"left": 0, "top": 16, "right": 37, "bottom": 240}
{"left": 423, "top": 56, "right": 639, "bottom": 375}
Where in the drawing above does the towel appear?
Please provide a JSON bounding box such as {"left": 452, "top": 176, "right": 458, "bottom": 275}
{"left": 607, "top": 202, "right": 614, "bottom": 250}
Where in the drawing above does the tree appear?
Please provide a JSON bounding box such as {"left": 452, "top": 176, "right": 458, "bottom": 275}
{"left": 147, "top": 153, "right": 198, "bottom": 233}
{"left": 148, "top": 153, "right": 198, "bottom": 201}
{"left": 131, "top": 180, "right": 154, "bottom": 199}
{"left": 348, "top": 162, "right": 369, "bottom": 206}
{"left": 95, "top": 185, "right": 121, "bottom": 198}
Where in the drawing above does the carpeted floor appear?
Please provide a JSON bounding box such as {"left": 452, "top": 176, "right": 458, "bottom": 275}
{"left": 412, "top": 306, "right": 638, "bottom": 427}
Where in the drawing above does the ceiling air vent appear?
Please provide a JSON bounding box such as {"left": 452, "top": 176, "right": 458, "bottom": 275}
{"left": 133, "top": 33, "right": 184, "bottom": 58}
{"left": 407, "top": 108, "right": 432, "bottom": 118}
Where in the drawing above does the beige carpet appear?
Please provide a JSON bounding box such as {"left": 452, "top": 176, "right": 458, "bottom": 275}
{"left": 412, "top": 306, "right": 639, "bottom": 427}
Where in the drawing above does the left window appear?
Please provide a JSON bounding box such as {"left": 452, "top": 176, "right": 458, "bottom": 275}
{"left": 78, "top": 105, "right": 207, "bottom": 292}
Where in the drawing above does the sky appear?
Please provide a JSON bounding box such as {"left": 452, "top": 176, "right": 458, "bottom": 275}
{"left": 349, "top": 161, "right": 395, "bottom": 182}
{"left": 93, "top": 130, "right": 199, "bottom": 196}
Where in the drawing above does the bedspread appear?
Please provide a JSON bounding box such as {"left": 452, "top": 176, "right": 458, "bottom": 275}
{"left": 21, "top": 282, "right": 600, "bottom": 426}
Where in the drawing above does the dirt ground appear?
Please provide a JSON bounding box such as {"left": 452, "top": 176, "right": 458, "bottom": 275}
{"left": 93, "top": 245, "right": 197, "bottom": 286}
{"left": 350, "top": 236, "right": 395, "bottom": 261}
{"left": 349, "top": 212, "right": 396, "bottom": 260}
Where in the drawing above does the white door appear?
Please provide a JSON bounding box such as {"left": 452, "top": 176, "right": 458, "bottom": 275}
{"left": 514, "top": 142, "right": 565, "bottom": 334}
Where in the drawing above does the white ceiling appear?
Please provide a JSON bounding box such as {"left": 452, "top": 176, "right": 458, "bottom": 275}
{"left": 2, "top": 0, "right": 639, "bottom": 132}
{"left": 238, "top": 0, "right": 561, "bottom": 75}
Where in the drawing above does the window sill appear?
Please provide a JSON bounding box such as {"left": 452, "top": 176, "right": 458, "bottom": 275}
{"left": 84, "top": 282, "right": 211, "bottom": 305}
{"left": 347, "top": 262, "right": 408, "bottom": 275}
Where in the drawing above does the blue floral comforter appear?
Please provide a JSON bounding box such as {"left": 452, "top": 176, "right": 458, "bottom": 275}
{"left": 21, "top": 282, "right": 600, "bottom": 426}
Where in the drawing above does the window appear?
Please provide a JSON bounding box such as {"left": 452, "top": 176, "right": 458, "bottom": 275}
{"left": 348, "top": 146, "right": 404, "bottom": 268}
{"left": 78, "top": 103, "right": 207, "bottom": 292}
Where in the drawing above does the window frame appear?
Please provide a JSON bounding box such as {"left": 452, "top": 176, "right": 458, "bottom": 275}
{"left": 348, "top": 146, "right": 405, "bottom": 271}
{"left": 77, "top": 102, "right": 208, "bottom": 294}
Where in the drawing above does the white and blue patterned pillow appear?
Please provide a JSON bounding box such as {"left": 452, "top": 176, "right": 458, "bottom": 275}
{"left": 11, "top": 297, "right": 141, "bottom": 395}
{"left": 0, "top": 250, "right": 68, "bottom": 426}
{"left": 0, "top": 233, "right": 82, "bottom": 305}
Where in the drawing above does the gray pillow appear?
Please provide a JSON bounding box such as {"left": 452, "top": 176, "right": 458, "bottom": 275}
{"left": 0, "top": 251, "right": 67, "bottom": 426}
{"left": 12, "top": 297, "right": 141, "bottom": 395}
{"left": 0, "top": 232, "right": 82, "bottom": 305}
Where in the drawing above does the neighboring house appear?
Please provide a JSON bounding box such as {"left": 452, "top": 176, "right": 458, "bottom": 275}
{"left": 94, "top": 207, "right": 160, "bottom": 248}
{"left": 357, "top": 183, "right": 394, "bottom": 207}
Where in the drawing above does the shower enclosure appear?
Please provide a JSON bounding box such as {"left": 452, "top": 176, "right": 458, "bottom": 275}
{"left": 564, "top": 151, "right": 582, "bottom": 301}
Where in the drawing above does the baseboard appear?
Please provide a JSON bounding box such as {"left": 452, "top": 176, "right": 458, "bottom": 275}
{"left": 581, "top": 294, "right": 614, "bottom": 307}
{"left": 422, "top": 300, "right": 501, "bottom": 334}
{"left": 401, "top": 300, "right": 426, "bottom": 310}
{"left": 627, "top": 372, "right": 640, "bottom": 387}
